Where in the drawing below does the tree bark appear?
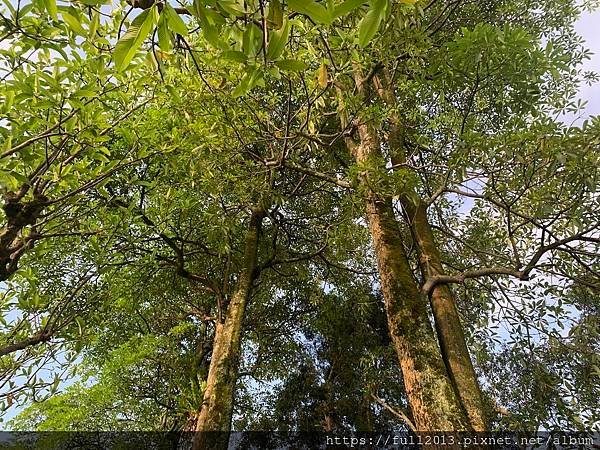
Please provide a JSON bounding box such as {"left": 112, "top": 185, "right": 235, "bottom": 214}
{"left": 404, "top": 199, "right": 488, "bottom": 431}
{"left": 0, "top": 194, "right": 46, "bottom": 281}
{"left": 360, "top": 171, "right": 468, "bottom": 430}
{"left": 373, "top": 72, "right": 488, "bottom": 431}
{"left": 192, "top": 207, "right": 265, "bottom": 450}
{"left": 343, "top": 71, "right": 469, "bottom": 429}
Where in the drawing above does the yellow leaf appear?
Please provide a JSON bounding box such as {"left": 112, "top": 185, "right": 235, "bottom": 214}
{"left": 318, "top": 62, "right": 328, "bottom": 88}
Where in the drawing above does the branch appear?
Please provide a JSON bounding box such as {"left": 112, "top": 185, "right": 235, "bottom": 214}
{"left": 0, "top": 108, "right": 79, "bottom": 160}
{"left": 262, "top": 242, "right": 328, "bottom": 271}
{"left": 281, "top": 161, "right": 352, "bottom": 189}
{"left": 371, "top": 393, "right": 417, "bottom": 432}
{"left": 97, "top": 99, "right": 152, "bottom": 137}
{"left": 421, "top": 224, "right": 599, "bottom": 295}
{"left": 109, "top": 199, "right": 216, "bottom": 294}
{"left": 0, "top": 330, "right": 53, "bottom": 357}
{"left": 421, "top": 267, "right": 525, "bottom": 296}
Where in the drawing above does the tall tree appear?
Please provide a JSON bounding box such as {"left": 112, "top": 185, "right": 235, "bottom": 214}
{"left": 2, "top": 0, "right": 599, "bottom": 442}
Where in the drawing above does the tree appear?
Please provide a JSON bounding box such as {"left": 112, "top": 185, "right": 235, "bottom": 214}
{"left": 1, "top": 0, "right": 599, "bottom": 445}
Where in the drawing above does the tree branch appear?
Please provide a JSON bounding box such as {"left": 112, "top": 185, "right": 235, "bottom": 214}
{"left": 371, "top": 393, "right": 417, "bottom": 432}
{"left": 281, "top": 161, "right": 352, "bottom": 189}
{"left": 0, "top": 330, "right": 53, "bottom": 357}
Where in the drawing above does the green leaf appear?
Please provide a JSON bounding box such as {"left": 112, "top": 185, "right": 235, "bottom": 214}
{"left": 78, "top": 0, "right": 110, "bottom": 5}
{"left": 157, "top": 16, "right": 173, "bottom": 52}
{"left": 163, "top": 3, "right": 188, "bottom": 36}
{"left": 113, "top": 8, "right": 157, "bottom": 71}
{"left": 62, "top": 11, "right": 86, "bottom": 36}
{"left": 43, "top": 0, "right": 57, "bottom": 20}
{"left": 3, "top": 90, "right": 15, "bottom": 111}
{"left": 89, "top": 10, "right": 99, "bottom": 39}
{"left": 267, "top": 0, "right": 284, "bottom": 29}
{"left": 217, "top": 0, "right": 246, "bottom": 17}
{"left": 221, "top": 50, "right": 248, "bottom": 63}
{"left": 358, "top": 1, "right": 385, "bottom": 48}
{"left": 8, "top": 170, "right": 29, "bottom": 185}
{"left": 242, "top": 22, "right": 261, "bottom": 57}
{"left": 288, "top": 0, "right": 331, "bottom": 25}
{"left": 194, "top": 0, "right": 222, "bottom": 48}
{"left": 267, "top": 19, "right": 290, "bottom": 60}
{"left": 231, "top": 77, "right": 249, "bottom": 98}
{"left": 166, "top": 85, "right": 181, "bottom": 103}
{"left": 333, "top": 0, "right": 364, "bottom": 19}
{"left": 232, "top": 67, "right": 262, "bottom": 97}
{"left": 275, "top": 59, "right": 308, "bottom": 72}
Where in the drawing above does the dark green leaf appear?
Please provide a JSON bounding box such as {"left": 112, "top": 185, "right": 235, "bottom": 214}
{"left": 267, "top": 19, "right": 290, "bottom": 60}
{"left": 275, "top": 59, "right": 308, "bottom": 72}
{"left": 163, "top": 3, "right": 188, "bottom": 36}
{"left": 358, "top": 1, "right": 385, "bottom": 48}
{"left": 333, "top": 0, "right": 365, "bottom": 19}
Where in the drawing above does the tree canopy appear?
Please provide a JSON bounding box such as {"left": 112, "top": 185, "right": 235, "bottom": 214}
{"left": 0, "top": 0, "right": 599, "bottom": 446}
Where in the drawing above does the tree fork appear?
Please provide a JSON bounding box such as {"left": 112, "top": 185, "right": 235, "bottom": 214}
{"left": 359, "top": 156, "right": 468, "bottom": 431}
{"left": 373, "top": 72, "right": 488, "bottom": 431}
{"left": 192, "top": 206, "right": 266, "bottom": 450}
{"left": 339, "top": 70, "right": 470, "bottom": 432}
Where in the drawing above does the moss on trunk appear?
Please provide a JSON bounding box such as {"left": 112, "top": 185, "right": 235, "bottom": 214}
{"left": 192, "top": 207, "right": 265, "bottom": 450}
{"left": 373, "top": 71, "right": 488, "bottom": 431}
{"left": 350, "top": 109, "right": 469, "bottom": 430}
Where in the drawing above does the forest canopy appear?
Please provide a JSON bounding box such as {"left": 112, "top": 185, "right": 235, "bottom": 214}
{"left": 0, "top": 0, "right": 599, "bottom": 447}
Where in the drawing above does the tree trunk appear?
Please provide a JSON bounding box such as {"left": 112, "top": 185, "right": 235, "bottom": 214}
{"left": 373, "top": 72, "right": 488, "bottom": 431}
{"left": 403, "top": 199, "right": 488, "bottom": 431}
{"left": 192, "top": 207, "right": 265, "bottom": 450}
{"left": 346, "top": 97, "right": 468, "bottom": 429}
{"left": 357, "top": 393, "right": 374, "bottom": 432}
{"left": 362, "top": 187, "right": 468, "bottom": 430}
{"left": 338, "top": 70, "right": 469, "bottom": 430}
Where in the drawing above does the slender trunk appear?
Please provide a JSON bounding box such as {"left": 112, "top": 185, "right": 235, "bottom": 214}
{"left": 373, "top": 73, "right": 488, "bottom": 431}
{"left": 192, "top": 207, "right": 265, "bottom": 450}
{"left": 404, "top": 199, "right": 488, "bottom": 431}
{"left": 362, "top": 178, "right": 468, "bottom": 430}
{"left": 343, "top": 71, "right": 468, "bottom": 428}
{"left": 357, "top": 393, "right": 374, "bottom": 432}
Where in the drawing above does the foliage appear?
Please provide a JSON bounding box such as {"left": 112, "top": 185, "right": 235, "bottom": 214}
{"left": 0, "top": 0, "right": 598, "bottom": 434}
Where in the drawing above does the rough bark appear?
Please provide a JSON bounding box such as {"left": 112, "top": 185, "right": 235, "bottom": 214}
{"left": 361, "top": 176, "right": 468, "bottom": 430}
{"left": 0, "top": 193, "right": 46, "bottom": 281}
{"left": 192, "top": 207, "right": 265, "bottom": 450}
{"left": 373, "top": 73, "right": 488, "bottom": 431}
{"left": 0, "top": 330, "right": 52, "bottom": 357}
{"left": 404, "top": 199, "right": 488, "bottom": 431}
{"left": 344, "top": 70, "right": 468, "bottom": 429}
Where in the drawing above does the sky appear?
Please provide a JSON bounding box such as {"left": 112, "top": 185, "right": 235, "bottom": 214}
{"left": 573, "top": 8, "right": 600, "bottom": 118}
